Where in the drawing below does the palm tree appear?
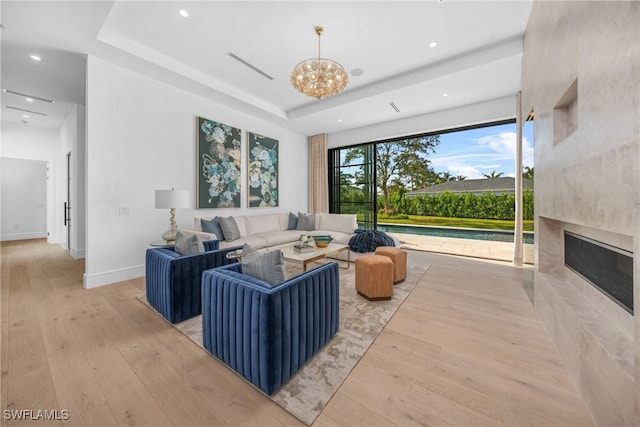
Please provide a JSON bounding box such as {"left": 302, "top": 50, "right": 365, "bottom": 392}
{"left": 455, "top": 175, "right": 466, "bottom": 181}
{"left": 436, "top": 171, "right": 455, "bottom": 183}
{"left": 483, "top": 171, "right": 504, "bottom": 179}
{"left": 523, "top": 166, "right": 534, "bottom": 180}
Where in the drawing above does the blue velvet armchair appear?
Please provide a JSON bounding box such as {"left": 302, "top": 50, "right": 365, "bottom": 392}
{"left": 145, "top": 240, "right": 240, "bottom": 324}
{"left": 201, "top": 262, "right": 340, "bottom": 395}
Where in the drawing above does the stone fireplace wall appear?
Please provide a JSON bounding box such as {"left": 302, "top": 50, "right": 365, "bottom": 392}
{"left": 522, "top": 1, "right": 640, "bottom": 425}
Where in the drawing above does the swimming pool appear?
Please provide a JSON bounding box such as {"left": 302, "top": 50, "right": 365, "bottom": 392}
{"left": 376, "top": 223, "right": 534, "bottom": 244}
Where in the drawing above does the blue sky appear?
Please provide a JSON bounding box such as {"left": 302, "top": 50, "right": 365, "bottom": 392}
{"left": 429, "top": 121, "right": 534, "bottom": 179}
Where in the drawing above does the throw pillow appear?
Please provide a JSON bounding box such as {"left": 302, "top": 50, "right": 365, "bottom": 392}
{"left": 219, "top": 217, "right": 241, "bottom": 241}
{"left": 241, "top": 244, "right": 285, "bottom": 286}
{"left": 201, "top": 217, "right": 223, "bottom": 240}
{"left": 296, "top": 212, "right": 315, "bottom": 231}
{"left": 287, "top": 212, "right": 298, "bottom": 230}
{"left": 174, "top": 231, "right": 205, "bottom": 255}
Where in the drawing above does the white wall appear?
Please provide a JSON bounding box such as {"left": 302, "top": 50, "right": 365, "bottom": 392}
{"left": 1, "top": 121, "right": 59, "bottom": 242}
{"left": 1, "top": 157, "right": 47, "bottom": 240}
{"left": 85, "top": 56, "right": 308, "bottom": 288}
{"left": 327, "top": 95, "right": 517, "bottom": 148}
{"left": 1, "top": 120, "right": 59, "bottom": 160}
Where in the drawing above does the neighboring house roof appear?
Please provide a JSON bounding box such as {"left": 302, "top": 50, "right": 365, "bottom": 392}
{"left": 406, "top": 177, "right": 534, "bottom": 196}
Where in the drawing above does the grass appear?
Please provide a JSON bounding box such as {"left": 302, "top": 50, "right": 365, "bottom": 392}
{"left": 376, "top": 215, "right": 535, "bottom": 232}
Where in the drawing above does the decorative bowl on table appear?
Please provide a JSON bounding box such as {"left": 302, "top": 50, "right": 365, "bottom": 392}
{"left": 312, "top": 235, "right": 333, "bottom": 248}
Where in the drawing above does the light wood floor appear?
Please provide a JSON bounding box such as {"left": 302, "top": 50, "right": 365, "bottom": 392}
{"left": 1, "top": 239, "right": 595, "bottom": 426}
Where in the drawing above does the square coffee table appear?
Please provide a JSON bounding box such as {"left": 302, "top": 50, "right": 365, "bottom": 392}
{"left": 281, "top": 243, "right": 350, "bottom": 272}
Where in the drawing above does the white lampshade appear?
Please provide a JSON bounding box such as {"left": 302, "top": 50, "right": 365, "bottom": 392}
{"left": 155, "top": 189, "right": 190, "bottom": 209}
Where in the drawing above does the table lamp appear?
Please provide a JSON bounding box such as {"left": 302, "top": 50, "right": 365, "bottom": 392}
{"left": 155, "top": 188, "right": 190, "bottom": 242}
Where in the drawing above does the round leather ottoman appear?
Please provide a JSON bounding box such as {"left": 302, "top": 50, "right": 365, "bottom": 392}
{"left": 375, "top": 246, "right": 407, "bottom": 283}
{"left": 355, "top": 254, "right": 394, "bottom": 300}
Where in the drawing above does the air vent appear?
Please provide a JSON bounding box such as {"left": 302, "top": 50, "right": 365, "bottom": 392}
{"left": 227, "top": 52, "right": 274, "bottom": 80}
{"left": 3, "top": 88, "right": 55, "bottom": 103}
{"left": 390, "top": 102, "right": 400, "bottom": 113}
{"left": 6, "top": 106, "right": 47, "bottom": 115}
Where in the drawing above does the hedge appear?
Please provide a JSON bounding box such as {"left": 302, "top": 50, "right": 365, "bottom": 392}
{"left": 381, "top": 190, "right": 534, "bottom": 221}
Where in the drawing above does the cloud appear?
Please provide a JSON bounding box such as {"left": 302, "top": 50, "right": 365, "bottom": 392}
{"left": 476, "top": 131, "right": 534, "bottom": 167}
{"left": 430, "top": 131, "right": 534, "bottom": 179}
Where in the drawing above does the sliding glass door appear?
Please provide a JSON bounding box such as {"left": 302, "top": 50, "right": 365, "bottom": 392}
{"left": 329, "top": 144, "right": 376, "bottom": 229}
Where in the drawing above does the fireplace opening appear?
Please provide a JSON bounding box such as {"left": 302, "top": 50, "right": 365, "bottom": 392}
{"left": 564, "top": 231, "right": 633, "bottom": 314}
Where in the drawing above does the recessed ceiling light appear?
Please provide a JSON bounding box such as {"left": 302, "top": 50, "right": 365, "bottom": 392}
{"left": 29, "top": 54, "right": 42, "bottom": 62}
{"left": 442, "top": 93, "right": 449, "bottom": 97}
{"left": 22, "top": 114, "right": 29, "bottom": 118}
{"left": 429, "top": 41, "right": 438, "bottom": 48}
{"left": 350, "top": 68, "right": 364, "bottom": 77}
{"left": 25, "top": 97, "right": 34, "bottom": 103}
{"left": 178, "top": 9, "right": 189, "bottom": 18}
{"left": 338, "top": 119, "right": 342, "bottom": 123}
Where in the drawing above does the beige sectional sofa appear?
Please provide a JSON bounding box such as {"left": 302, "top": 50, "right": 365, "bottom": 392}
{"left": 186, "top": 212, "right": 358, "bottom": 253}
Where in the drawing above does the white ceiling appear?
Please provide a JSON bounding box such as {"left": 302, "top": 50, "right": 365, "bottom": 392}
{"left": 0, "top": 0, "right": 532, "bottom": 135}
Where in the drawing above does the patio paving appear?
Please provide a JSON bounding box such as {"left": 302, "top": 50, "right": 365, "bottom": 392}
{"left": 388, "top": 232, "right": 534, "bottom": 265}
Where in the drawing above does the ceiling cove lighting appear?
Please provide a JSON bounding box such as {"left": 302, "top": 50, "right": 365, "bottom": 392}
{"left": 29, "top": 54, "right": 42, "bottom": 62}
{"left": 291, "top": 26, "right": 348, "bottom": 100}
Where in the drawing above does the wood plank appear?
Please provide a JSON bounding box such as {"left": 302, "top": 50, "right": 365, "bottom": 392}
{"left": 33, "top": 293, "right": 117, "bottom": 426}
{"left": 5, "top": 263, "right": 62, "bottom": 426}
{"left": 315, "top": 392, "right": 397, "bottom": 427}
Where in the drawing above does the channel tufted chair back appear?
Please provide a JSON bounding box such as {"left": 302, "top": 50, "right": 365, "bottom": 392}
{"left": 201, "top": 262, "right": 340, "bottom": 395}
{"left": 145, "top": 240, "right": 241, "bottom": 324}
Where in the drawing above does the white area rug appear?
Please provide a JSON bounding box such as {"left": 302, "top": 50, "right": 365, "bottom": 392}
{"left": 140, "top": 258, "right": 429, "bottom": 425}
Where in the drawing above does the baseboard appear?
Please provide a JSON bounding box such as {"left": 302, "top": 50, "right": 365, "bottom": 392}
{"left": 83, "top": 264, "right": 144, "bottom": 289}
{"left": 70, "top": 248, "right": 86, "bottom": 259}
{"left": 0, "top": 232, "right": 47, "bottom": 241}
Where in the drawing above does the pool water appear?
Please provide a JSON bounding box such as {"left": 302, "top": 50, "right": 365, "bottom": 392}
{"left": 376, "top": 224, "right": 534, "bottom": 244}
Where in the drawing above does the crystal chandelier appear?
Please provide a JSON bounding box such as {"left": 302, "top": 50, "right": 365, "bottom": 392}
{"left": 291, "top": 26, "right": 348, "bottom": 100}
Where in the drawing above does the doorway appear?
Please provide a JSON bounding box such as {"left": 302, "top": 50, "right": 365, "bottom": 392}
{"left": 65, "top": 151, "right": 71, "bottom": 250}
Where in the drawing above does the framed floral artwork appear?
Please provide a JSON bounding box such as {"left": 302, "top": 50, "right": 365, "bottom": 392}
{"left": 196, "top": 117, "right": 241, "bottom": 208}
{"left": 247, "top": 132, "right": 278, "bottom": 208}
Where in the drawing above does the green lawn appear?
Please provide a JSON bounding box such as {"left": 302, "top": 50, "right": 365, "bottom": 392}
{"left": 376, "top": 215, "right": 534, "bottom": 232}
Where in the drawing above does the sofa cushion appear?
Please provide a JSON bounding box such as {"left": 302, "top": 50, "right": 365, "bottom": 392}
{"left": 245, "top": 213, "right": 280, "bottom": 235}
{"left": 233, "top": 216, "right": 247, "bottom": 237}
{"left": 174, "top": 231, "right": 205, "bottom": 255}
{"left": 297, "top": 212, "right": 315, "bottom": 231}
{"left": 219, "top": 217, "right": 241, "bottom": 241}
{"left": 276, "top": 213, "right": 290, "bottom": 230}
{"left": 241, "top": 244, "right": 285, "bottom": 285}
{"left": 254, "top": 230, "right": 301, "bottom": 247}
{"left": 316, "top": 213, "right": 357, "bottom": 234}
{"left": 200, "top": 217, "right": 223, "bottom": 239}
{"left": 216, "top": 235, "right": 266, "bottom": 250}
